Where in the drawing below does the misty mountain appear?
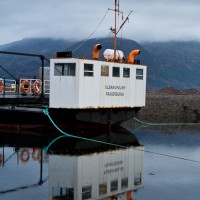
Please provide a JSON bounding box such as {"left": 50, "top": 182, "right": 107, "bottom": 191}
{"left": 0, "top": 38, "right": 75, "bottom": 79}
{"left": 142, "top": 41, "right": 200, "bottom": 89}
{"left": 0, "top": 37, "right": 200, "bottom": 89}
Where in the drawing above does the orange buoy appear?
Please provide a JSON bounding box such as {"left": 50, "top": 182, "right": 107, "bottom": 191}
{"left": 20, "top": 80, "right": 31, "bottom": 94}
{"left": 20, "top": 149, "right": 30, "bottom": 163}
{"left": 32, "top": 148, "right": 41, "bottom": 161}
{"left": 32, "top": 80, "right": 42, "bottom": 95}
{"left": 0, "top": 80, "right": 4, "bottom": 94}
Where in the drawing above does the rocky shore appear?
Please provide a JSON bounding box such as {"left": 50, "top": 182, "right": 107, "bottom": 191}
{"left": 137, "top": 87, "right": 200, "bottom": 123}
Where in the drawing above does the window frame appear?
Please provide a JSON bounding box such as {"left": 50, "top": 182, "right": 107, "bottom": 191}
{"left": 123, "top": 68, "right": 130, "bottom": 78}
{"left": 112, "top": 67, "right": 120, "bottom": 77}
{"left": 82, "top": 185, "right": 92, "bottom": 200}
{"left": 84, "top": 63, "right": 94, "bottom": 77}
{"left": 136, "top": 68, "right": 143, "bottom": 80}
{"left": 110, "top": 180, "right": 118, "bottom": 192}
{"left": 54, "top": 63, "right": 76, "bottom": 76}
{"left": 101, "top": 65, "right": 109, "bottom": 77}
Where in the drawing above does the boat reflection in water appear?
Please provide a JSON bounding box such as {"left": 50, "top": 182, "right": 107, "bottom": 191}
{"left": 0, "top": 128, "right": 144, "bottom": 200}
{"left": 0, "top": 146, "right": 48, "bottom": 200}
{"left": 48, "top": 130, "right": 144, "bottom": 200}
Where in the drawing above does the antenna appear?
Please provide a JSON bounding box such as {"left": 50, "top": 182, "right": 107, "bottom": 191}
{"left": 116, "top": 11, "right": 132, "bottom": 35}
{"left": 114, "top": 0, "right": 117, "bottom": 61}
{"left": 108, "top": 0, "right": 132, "bottom": 62}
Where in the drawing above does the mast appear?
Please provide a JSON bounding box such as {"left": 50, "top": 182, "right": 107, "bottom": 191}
{"left": 111, "top": 0, "right": 131, "bottom": 62}
{"left": 114, "top": 0, "right": 117, "bottom": 62}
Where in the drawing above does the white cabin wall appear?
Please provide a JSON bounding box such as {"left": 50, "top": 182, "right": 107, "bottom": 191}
{"left": 78, "top": 61, "right": 101, "bottom": 108}
{"left": 48, "top": 156, "right": 76, "bottom": 199}
{"left": 49, "top": 59, "right": 79, "bottom": 108}
{"left": 48, "top": 147, "right": 144, "bottom": 200}
{"left": 101, "top": 62, "right": 136, "bottom": 107}
{"left": 126, "top": 66, "right": 136, "bottom": 107}
{"left": 105, "top": 65, "right": 124, "bottom": 107}
{"left": 49, "top": 58, "right": 147, "bottom": 109}
{"left": 133, "top": 146, "right": 144, "bottom": 189}
{"left": 135, "top": 66, "right": 147, "bottom": 107}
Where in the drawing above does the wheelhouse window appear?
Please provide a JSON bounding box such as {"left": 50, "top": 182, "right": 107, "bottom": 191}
{"left": 82, "top": 186, "right": 92, "bottom": 200}
{"left": 111, "top": 180, "right": 118, "bottom": 192}
{"left": 84, "top": 63, "right": 93, "bottom": 77}
{"left": 121, "top": 177, "right": 128, "bottom": 189}
{"left": 54, "top": 63, "right": 76, "bottom": 76}
{"left": 123, "top": 68, "right": 130, "bottom": 78}
{"left": 113, "top": 67, "right": 120, "bottom": 77}
{"left": 101, "top": 65, "right": 109, "bottom": 76}
{"left": 134, "top": 173, "right": 142, "bottom": 185}
{"left": 136, "top": 69, "right": 143, "bottom": 80}
{"left": 99, "top": 183, "right": 107, "bottom": 195}
{"left": 52, "top": 187, "right": 74, "bottom": 199}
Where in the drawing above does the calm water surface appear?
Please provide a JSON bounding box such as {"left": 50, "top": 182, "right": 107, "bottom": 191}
{"left": 133, "top": 127, "right": 200, "bottom": 200}
{"left": 0, "top": 125, "right": 200, "bottom": 200}
{"left": 0, "top": 147, "right": 48, "bottom": 200}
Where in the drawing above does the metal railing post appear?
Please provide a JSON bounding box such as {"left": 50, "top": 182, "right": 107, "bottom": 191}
{"left": 40, "top": 56, "right": 45, "bottom": 100}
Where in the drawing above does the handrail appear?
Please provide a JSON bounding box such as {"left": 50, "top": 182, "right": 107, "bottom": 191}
{"left": 0, "top": 51, "right": 50, "bottom": 100}
{"left": 0, "top": 78, "right": 50, "bottom": 96}
{"left": 0, "top": 51, "right": 50, "bottom": 63}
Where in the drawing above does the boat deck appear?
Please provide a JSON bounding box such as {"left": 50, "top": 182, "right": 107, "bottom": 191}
{"left": 0, "top": 95, "right": 49, "bottom": 106}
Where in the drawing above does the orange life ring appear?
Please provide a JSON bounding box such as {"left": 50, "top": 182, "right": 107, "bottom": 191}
{"left": 21, "top": 80, "right": 31, "bottom": 94}
{"left": 0, "top": 80, "right": 4, "bottom": 93}
{"left": 20, "top": 149, "right": 30, "bottom": 163}
{"left": 32, "top": 148, "right": 41, "bottom": 161}
{"left": 32, "top": 80, "right": 42, "bottom": 95}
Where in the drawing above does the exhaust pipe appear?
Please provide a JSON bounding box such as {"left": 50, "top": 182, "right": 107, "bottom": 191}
{"left": 93, "top": 44, "right": 102, "bottom": 60}
{"left": 127, "top": 49, "right": 140, "bottom": 64}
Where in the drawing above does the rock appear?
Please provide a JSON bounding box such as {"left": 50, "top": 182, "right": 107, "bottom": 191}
{"left": 137, "top": 87, "right": 200, "bottom": 123}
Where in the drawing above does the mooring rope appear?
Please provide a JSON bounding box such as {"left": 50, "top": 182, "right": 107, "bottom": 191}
{"left": 122, "top": 117, "right": 200, "bottom": 133}
{"left": 42, "top": 108, "right": 200, "bottom": 163}
{"left": 43, "top": 108, "right": 124, "bottom": 152}
{"left": 133, "top": 117, "right": 200, "bottom": 126}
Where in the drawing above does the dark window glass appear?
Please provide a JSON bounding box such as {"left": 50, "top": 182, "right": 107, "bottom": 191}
{"left": 123, "top": 68, "right": 130, "bottom": 78}
{"left": 111, "top": 180, "right": 118, "bottom": 192}
{"left": 54, "top": 63, "right": 76, "bottom": 76}
{"left": 136, "top": 69, "right": 143, "bottom": 80}
{"left": 113, "top": 67, "right": 120, "bottom": 77}
{"left": 82, "top": 186, "right": 92, "bottom": 199}
{"left": 84, "top": 63, "right": 93, "bottom": 77}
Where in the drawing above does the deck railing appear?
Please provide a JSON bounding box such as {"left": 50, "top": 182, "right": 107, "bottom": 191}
{"left": 0, "top": 78, "right": 50, "bottom": 96}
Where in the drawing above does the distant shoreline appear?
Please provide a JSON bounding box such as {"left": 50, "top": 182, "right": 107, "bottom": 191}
{"left": 137, "top": 87, "right": 200, "bottom": 123}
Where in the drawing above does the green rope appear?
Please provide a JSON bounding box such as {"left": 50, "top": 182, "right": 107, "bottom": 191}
{"left": 43, "top": 135, "right": 68, "bottom": 153}
{"left": 42, "top": 108, "right": 200, "bottom": 163}
{"left": 133, "top": 117, "right": 200, "bottom": 126}
{"left": 43, "top": 108, "right": 124, "bottom": 152}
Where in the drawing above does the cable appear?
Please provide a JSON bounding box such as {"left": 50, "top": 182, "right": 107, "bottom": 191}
{"left": 143, "top": 149, "right": 200, "bottom": 163}
{"left": 72, "top": 9, "right": 110, "bottom": 53}
{"left": 133, "top": 117, "right": 200, "bottom": 126}
{"left": 43, "top": 107, "right": 124, "bottom": 152}
{"left": 131, "top": 117, "right": 200, "bottom": 163}
{"left": 43, "top": 108, "right": 200, "bottom": 163}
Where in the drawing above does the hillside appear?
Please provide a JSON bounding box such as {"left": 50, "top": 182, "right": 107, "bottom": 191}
{"left": 142, "top": 41, "right": 200, "bottom": 89}
{"left": 0, "top": 37, "right": 200, "bottom": 89}
{"left": 0, "top": 38, "right": 74, "bottom": 78}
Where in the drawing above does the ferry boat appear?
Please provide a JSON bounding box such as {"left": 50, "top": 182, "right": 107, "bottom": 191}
{"left": 0, "top": 0, "right": 147, "bottom": 133}
{"left": 48, "top": 45, "right": 146, "bottom": 125}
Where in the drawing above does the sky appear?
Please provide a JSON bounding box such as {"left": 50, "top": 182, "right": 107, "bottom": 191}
{"left": 0, "top": 0, "right": 200, "bottom": 45}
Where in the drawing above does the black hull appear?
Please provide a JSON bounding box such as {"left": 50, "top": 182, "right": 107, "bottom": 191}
{"left": 0, "top": 106, "right": 140, "bottom": 136}
{"left": 49, "top": 107, "right": 140, "bottom": 124}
